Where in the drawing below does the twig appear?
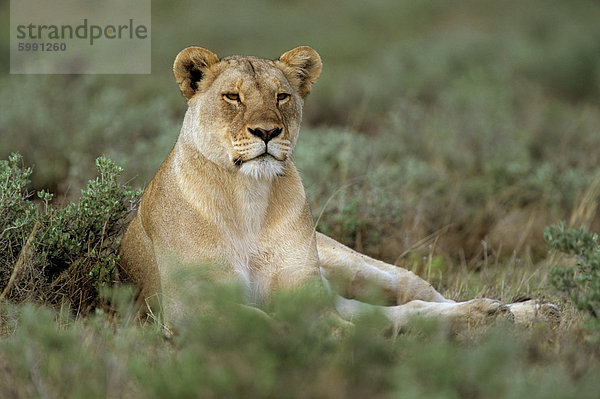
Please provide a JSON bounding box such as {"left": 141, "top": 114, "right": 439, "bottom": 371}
{"left": 0, "top": 222, "right": 39, "bottom": 301}
{"left": 0, "top": 221, "right": 28, "bottom": 241}
{"left": 393, "top": 224, "right": 452, "bottom": 265}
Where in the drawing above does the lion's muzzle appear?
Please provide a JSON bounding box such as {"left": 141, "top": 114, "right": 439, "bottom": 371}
{"left": 247, "top": 126, "right": 283, "bottom": 143}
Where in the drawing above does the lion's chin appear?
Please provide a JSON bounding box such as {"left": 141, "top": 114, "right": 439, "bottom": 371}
{"left": 238, "top": 155, "right": 285, "bottom": 179}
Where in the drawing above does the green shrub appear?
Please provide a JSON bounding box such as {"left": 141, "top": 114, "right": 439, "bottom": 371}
{"left": 0, "top": 154, "right": 140, "bottom": 312}
{"left": 0, "top": 154, "right": 37, "bottom": 292}
{"left": 545, "top": 222, "right": 600, "bottom": 328}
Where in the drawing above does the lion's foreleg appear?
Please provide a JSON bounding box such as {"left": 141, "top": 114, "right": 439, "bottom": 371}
{"left": 316, "top": 232, "right": 449, "bottom": 305}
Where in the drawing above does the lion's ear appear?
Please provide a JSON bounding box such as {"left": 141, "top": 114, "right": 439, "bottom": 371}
{"left": 276, "top": 46, "right": 322, "bottom": 98}
{"left": 173, "top": 47, "right": 219, "bottom": 100}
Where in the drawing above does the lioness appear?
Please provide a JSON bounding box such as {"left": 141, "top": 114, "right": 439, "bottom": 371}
{"left": 120, "top": 46, "right": 558, "bottom": 330}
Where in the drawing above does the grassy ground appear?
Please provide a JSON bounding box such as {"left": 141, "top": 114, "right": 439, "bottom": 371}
{"left": 2, "top": 0, "right": 600, "bottom": 397}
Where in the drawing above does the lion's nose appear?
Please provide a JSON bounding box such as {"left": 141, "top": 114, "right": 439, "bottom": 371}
{"left": 248, "top": 127, "right": 282, "bottom": 143}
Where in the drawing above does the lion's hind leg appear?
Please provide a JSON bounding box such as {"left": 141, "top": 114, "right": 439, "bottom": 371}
{"left": 316, "top": 232, "right": 561, "bottom": 331}
{"left": 334, "top": 296, "right": 513, "bottom": 333}
{"left": 317, "top": 232, "right": 517, "bottom": 331}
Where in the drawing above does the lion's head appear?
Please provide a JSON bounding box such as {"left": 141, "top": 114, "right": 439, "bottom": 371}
{"left": 173, "top": 46, "right": 322, "bottom": 179}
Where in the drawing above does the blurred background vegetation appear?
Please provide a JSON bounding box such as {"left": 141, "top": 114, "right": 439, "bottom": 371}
{"left": 2, "top": 0, "right": 600, "bottom": 264}
{"left": 3, "top": 0, "right": 600, "bottom": 278}
{"left": 2, "top": 0, "right": 600, "bottom": 396}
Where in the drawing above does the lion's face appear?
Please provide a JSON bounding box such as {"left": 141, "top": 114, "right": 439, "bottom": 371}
{"left": 173, "top": 47, "right": 322, "bottom": 179}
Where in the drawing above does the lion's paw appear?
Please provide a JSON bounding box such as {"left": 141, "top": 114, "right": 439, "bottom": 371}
{"left": 507, "top": 300, "right": 561, "bottom": 329}
{"left": 455, "top": 298, "right": 514, "bottom": 329}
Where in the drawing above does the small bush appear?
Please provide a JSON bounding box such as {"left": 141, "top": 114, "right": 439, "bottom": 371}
{"left": 0, "top": 154, "right": 37, "bottom": 292}
{"left": 545, "top": 222, "right": 600, "bottom": 327}
{"left": 0, "top": 154, "right": 140, "bottom": 312}
{"left": 1, "top": 285, "right": 599, "bottom": 399}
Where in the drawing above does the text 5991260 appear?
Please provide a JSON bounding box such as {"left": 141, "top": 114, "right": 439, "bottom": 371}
{"left": 17, "top": 42, "right": 67, "bottom": 52}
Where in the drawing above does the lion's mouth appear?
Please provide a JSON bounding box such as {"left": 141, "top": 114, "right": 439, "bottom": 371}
{"left": 233, "top": 151, "right": 284, "bottom": 166}
{"left": 236, "top": 151, "right": 286, "bottom": 179}
{"left": 248, "top": 153, "right": 283, "bottom": 165}
{"left": 258, "top": 152, "right": 280, "bottom": 161}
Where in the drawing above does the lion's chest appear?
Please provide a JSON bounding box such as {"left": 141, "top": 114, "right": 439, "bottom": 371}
{"left": 221, "top": 184, "right": 277, "bottom": 303}
{"left": 171, "top": 159, "right": 316, "bottom": 303}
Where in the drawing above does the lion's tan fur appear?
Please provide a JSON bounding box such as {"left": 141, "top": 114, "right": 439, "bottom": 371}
{"left": 120, "top": 46, "right": 559, "bottom": 329}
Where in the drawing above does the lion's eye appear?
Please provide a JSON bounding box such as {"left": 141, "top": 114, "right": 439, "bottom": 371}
{"left": 223, "top": 93, "right": 240, "bottom": 102}
{"left": 277, "top": 93, "right": 290, "bottom": 102}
